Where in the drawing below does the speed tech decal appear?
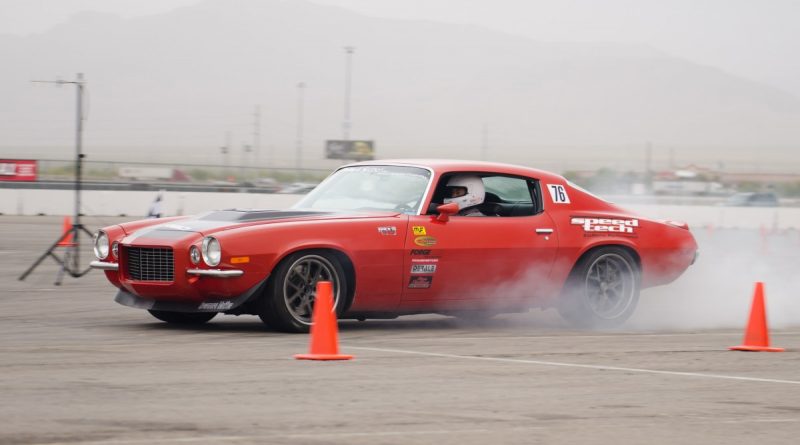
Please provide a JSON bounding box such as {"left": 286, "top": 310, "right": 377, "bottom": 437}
{"left": 377, "top": 226, "right": 397, "bottom": 236}
{"left": 546, "top": 184, "right": 570, "bottom": 204}
{"left": 412, "top": 226, "right": 427, "bottom": 236}
{"left": 414, "top": 236, "right": 437, "bottom": 246}
{"left": 410, "top": 258, "right": 438, "bottom": 274}
{"left": 408, "top": 276, "right": 433, "bottom": 289}
{"left": 571, "top": 217, "right": 639, "bottom": 234}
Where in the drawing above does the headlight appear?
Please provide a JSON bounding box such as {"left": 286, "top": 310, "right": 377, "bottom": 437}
{"left": 189, "top": 245, "right": 201, "bottom": 265}
{"left": 111, "top": 241, "right": 119, "bottom": 259}
{"left": 93, "top": 231, "right": 109, "bottom": 260}
{"left": 201, "top": 236, "right": 221, "bottom": 267}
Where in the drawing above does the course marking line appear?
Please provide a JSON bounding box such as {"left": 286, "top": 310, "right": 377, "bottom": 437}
{"left": 349, "top": 346, "right": 800, "bottom": 386}
{"left": 350, "top": 331, "right": 800, "bottom": 341}
{"left": 37, "top": 428, "right": 505, "bottom": 445}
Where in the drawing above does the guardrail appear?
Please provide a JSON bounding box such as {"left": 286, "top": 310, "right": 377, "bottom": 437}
{"left": 2, "top": 188, "right": 799, "bottom": 229}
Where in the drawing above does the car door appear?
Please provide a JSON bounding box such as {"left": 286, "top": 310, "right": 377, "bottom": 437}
{"left": 400, "top": 175, "right": 558, "bottom": 308}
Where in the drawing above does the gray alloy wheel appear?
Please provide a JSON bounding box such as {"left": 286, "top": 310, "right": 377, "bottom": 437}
{"left": 558, "top": 247, "right": 640, "bottom": 328}
{"left": 259, "top": 250, "right": 347, "bottom": 333}
{"left": 583, "top": 253, "right": 637, "bottom": 320}
{"left": 282, "top": 254, "right": 341, "bottom": 325}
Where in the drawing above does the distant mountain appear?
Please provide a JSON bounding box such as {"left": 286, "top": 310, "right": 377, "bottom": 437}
{"left": 1, "top": 0, "right": 798, "bottom": 171}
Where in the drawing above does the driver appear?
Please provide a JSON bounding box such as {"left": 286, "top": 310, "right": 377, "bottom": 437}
{"left": 443, "top": 175, "right": 486, "bottom": 216}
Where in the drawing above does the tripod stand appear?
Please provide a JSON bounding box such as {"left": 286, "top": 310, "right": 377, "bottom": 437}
{"left": 19, "top": 73, "right": 94, "bottom": 285}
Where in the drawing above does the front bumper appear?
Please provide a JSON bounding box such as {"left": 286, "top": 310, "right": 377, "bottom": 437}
{"left": 114, "top": 276, "right": 267, "bottom": 313}
{"left": 91, "top": 261, "right": 244, "bottom": 277}
{"left": 90, "top": 261, "right": 119, "bottom": 271}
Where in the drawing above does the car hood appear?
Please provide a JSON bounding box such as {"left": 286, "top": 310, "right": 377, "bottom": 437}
{"left": 124, "top": 209, "right": 402, "bottom": 241}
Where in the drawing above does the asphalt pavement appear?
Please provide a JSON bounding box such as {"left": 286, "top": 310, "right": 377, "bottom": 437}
{"left": 2, "top": 216, "right": 799, "bottom": 445}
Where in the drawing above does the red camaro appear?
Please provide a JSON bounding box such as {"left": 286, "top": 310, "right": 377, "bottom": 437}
{"left": 91, "top": 160, "right": 698, "bottom": 332}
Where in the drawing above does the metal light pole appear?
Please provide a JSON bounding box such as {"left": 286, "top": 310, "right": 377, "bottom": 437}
{"left": 224, "top": 131, "right": 232, "bottom": 180}
{"left": 296, "top": 82, "right": 306, "bottom": 180}
{"left": 241, "top": 143, "right": 251, "bottom": 179}
{"left": 481, "top": 123, "right": 489, "bottom": 161}
{"left": 343, "top": 46, "right": 355, "bottom": 140}
{"left": 20, "top": 73, "right": 94, "bottom": 283}
{"left": 253, "top": 105, "right": 261, "bottom": 169}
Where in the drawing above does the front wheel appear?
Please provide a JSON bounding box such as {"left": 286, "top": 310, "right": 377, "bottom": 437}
{"left": 558, "top": 247, "right": 640, "bottom": 328}
{"left": 259, "top": 251, "right": 348, "bottom": 333}
{"left": 148, "top": 310, "right": 217, "bottom": 325}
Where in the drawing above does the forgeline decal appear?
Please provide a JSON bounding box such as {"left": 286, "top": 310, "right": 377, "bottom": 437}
{"left": 198, "top": 301, "right": 234, "bottom": 311}
{"left": 408, "top": 275, "right": 433, "bottom": 289}
{"left": 412, "top": 226, "right": 427, "bottom": 236}
{"left": 414, "top": 236, "right": 437, "bottom": 246}
{"left": 571, "top": 217, "right": 639, "bottom": 235}
{"left": 377, "top": 226, "right": 397, "bottom": 236}
{"left": 411, "top": 249, "right": 432, "bottom": 256}
{"left": 410, "top": 258, "right": 438, "bottom": 274}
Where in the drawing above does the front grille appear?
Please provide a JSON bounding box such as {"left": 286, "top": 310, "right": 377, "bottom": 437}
{"left": 126, "top": 247, "right": 174, "bottom": 281}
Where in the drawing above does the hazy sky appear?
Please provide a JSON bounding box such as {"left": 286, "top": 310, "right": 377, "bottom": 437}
{"left": 1, "top": 0, "right": 799, "bottom": 96}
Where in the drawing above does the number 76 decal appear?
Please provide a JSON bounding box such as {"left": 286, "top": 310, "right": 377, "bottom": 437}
{"left": 546, "top": 184, "right": 570, "bottom": 204}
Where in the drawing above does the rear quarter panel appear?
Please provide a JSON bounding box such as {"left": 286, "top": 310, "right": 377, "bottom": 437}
{"left": 544, "top": 180, "right": 697, "bottom": 295}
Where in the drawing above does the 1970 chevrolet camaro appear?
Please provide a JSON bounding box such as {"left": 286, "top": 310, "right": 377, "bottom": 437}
{"left": 90, "top": 160, "right": 698, "bottom": 332}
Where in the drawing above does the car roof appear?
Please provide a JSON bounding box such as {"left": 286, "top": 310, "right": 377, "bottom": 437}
{"left": 346, "top": 159, "right": 564, "bottom": 182}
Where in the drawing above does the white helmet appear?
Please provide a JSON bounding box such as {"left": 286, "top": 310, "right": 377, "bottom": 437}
{"left": 443, "top": 175, "right": 485, "bottom": 210}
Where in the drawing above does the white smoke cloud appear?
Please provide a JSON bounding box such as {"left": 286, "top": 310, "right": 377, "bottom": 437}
{"left": 629, "top": 228, "right": 800, "bottom": 330}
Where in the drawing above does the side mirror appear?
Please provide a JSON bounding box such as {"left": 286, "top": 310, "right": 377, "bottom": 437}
{"left": 435, "top": 202, "right": 459, "bottom": 222}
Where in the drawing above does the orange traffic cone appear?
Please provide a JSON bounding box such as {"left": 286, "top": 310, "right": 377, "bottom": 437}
{"left": 57, "top": 216, "right": 76, "bottom": 247}
{"left": 294, "top": 281, "right": 353, "bottom": 361}
{"left": 730, "top": 282, "right": 784, "bottom": 352}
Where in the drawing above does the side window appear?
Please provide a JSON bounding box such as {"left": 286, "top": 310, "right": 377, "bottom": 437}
{"left": 483, "top": 176, "right": 531, "bottom": 202}
{"left": 482, "top": 176, "right": 538, "bottom": 217}
{"left": 428, "top": 173, "right": 540, "bottom": 217}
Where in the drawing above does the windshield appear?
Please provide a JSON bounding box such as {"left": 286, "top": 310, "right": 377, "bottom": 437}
{"left": 292, "top": 165, "right": 432, "bottom": 214}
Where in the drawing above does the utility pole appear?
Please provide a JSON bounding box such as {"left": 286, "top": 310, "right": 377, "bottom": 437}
{"left": 241, "top": 143, "right": 251, "bottom": 179}
{"left": 644, "top": 141, "right": 653, "bottom": 191}
{"left": 253, "top": 105, "right": 261, "bottom": 169}
{"left": 343, "top": 46, "right": 355, "bottom": 140}
{"left": 296, "top": 82, "right": 306, "bottom": 180}
{"left": 222, "top": 131, "right": 232, "bottom": 181}
{"left": 481, "top": 123, "right": 489, "bottom": 161}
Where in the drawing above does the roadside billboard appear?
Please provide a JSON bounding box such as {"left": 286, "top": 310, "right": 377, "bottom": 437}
{"left": 325, "top": 140, "right": 375, "bottom": 160}
{"left": 0, "top": 159, "right": 37, "bottom": 181}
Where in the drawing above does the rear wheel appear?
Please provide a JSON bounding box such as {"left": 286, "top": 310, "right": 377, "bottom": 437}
{"left": 558, "top": 247, "right": 640, "bottom": 328}
{"left": 259, "top": 251, "right": 348, "bottom": 333}
{"left": 148, "top": 310, "right": 217, "bottom": 325}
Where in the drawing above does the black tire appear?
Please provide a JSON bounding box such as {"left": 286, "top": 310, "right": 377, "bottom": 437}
{"left": 148, "top": 310, "right": 217, "bottom": 325}
{"left": 558, "top": 246, "right": 640, "bottom": 328}
{"left": 258, "top": 250, "right": 348, "bottom": 333}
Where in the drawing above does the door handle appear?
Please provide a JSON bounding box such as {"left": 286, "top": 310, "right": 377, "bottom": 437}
{"left": 535, "top": 228, "right": 554, "bottom": 234}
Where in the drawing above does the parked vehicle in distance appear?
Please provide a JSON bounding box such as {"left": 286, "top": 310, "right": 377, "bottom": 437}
{"left": 90, "top": 160, "right": 698, "bottom": 332}
{"left": 238, "top": 178, "right": 281, "bottom": 192}
{"left": 725, "top": 192, "right": 779, "bottom": 207}
{"left": 118, "top": 167, "right": 191, "bottom": 182}
{"left": 278, "top": 182, "right": 318, "bottom": 194}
